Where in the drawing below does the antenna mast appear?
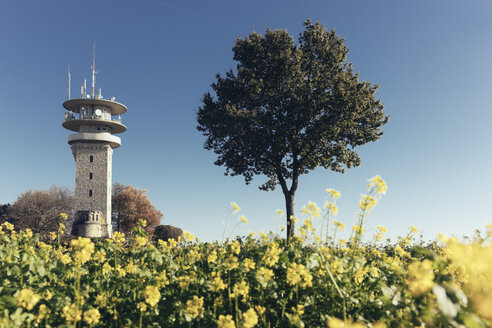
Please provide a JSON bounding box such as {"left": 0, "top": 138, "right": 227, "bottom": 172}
{"left": 91, "top": 41, "right": 96, "bottom": 99}
{"left": 67, "top": 65, "right": 71, "bottom": 100}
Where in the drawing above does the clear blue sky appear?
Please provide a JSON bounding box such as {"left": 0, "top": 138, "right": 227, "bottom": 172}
{"left": 1, "top": 0, "right": 492, "bottom": 242}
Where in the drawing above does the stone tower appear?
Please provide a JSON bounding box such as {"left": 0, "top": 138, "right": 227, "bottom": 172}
{"left": 62, "top": 63, "right": 127, "bottom": 238}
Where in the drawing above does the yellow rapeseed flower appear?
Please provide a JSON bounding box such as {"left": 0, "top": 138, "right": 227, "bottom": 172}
{"left": 259, "top": 231, "right": 269, "bottom": 243}
{"left": 210, "top": 272, "right": 227, "bottom": 292}
{"left": 444, "top": 237, "right": 492, "bottom": 320}
{"left": 327, "top": 317, "right": 345, "bottom": 328}
{"left": 112, "top": 231, "right": 125, "bottom": 247}
{"left": 231, "top": 281, "right": 249, "bottom": 299}
{"left": 62, "top": 304, "right": 82, "bottom": 323}
{"left": 302, "top": 218, "right": 314, "bottom": 232}
{"left": 377, "top": 225, "right": 387, "bottom": 233}
{"left": 394, "top": 245, "right": 409, "bottom": 258}
{"left": 330, "top": 259, "right": 344, "bottom": 275}
{"left": 239, "top": 215, "right": 248, "bottom": 224}
{"left": 333, "top": 220, "right": 345, "bottom": 231}
{"left": 138, "top": 302, "right": 147, "bottom": 312}
{"left": 144, "top": 286, "right": 161, "bottom": 307}
{"left": 167, "top": 238, "right": 178, "bottom": 248}
{"left": 276, "top": 209, "right": 284, "bottom": 216}
{"left": 115, "top": 265, "right": 126, "bottom": 277}
{"left": 243, "top": 258, "right": 256, "bottom": 272}
{"left": 58, "top": 223, "right": 66, "bottom": 235}
{"left": 338, "top": 239, "right": 348, "bottom": 246}
{"left": 135, "top": 236, "right": 148, "bottom": 247}
{"left": 326, "top": 188, "right": 341, "bottom": 198}
{"left": 358, "top": 195, "right": 378, "bottom": 211}
{"left": 208, "top": 250, "right": 218, "bottom": 263}
{"left": 225, "top": 255, "right": 239, "bottom": 270}
{"left": 36, "top": 304, "right": 50, "bottom": 323}
{"left": 286, "top": 263, "right": 313, "bottom": 288}
{"left": 57, "top": 250, "right": 72, "bottom": 265}
{"left": 37, "top": 241, "right": 52, "bottom": 252}
{"left": 156, "top": 270, "right": 169, "bottom": 287}
{"left": 256, "top": 267, "right": 274, "bottom": 286}
{"left": 300, "top": 205, "right": 311, "bottom": 216}
{"left": 102, "top": 262, "right": 112, "bottom": 275}
{"left": 83, "top": 308, "right": 100, "bottom": 325}
{"left": 178, "top": 275, "right": 192, "bottom": 289}
{"left": 328, "top": 317, "right": 365, "bottom": 328}
{"left": 24, "top": 228, "right": 33, "bottom": 238}
{"left": 231, "top": 202, "right": 240, "bottom": 213}
{"left": 368, "top": 175, "right": 387, "bottom": 195}
{"left": 262, "top": 243, "right": 281, "bottom": 267}
{"left": 93, "top": 250, "right": 106, "bottom": 263}
{"left": 185, "top": 296, "right": 204, "bottom": 321}
{"left": 324, "top": 202, "right": 338, "bottom": 216}
{"left": 183, "top": 230, "right": 195, "bottom": 242}
{"left": 307, "top": 201, "right": 321, "bottom": 217}
{"left": 217, "top": 314, "right": 236, "bottom": 328}
{"left": 243, "top": 308, "right": 258, "bottom": 328}
{"left": 291, "top": 304, "right": 305, "bottom": 316}
{"left": 70, "top": 237, "right": 95, "bottom": 265}
{"left": 406, "top": 259, "right": 434, "bottom": 297}
{"left": 17, "top": 288, "right": 40, "bottom": 311}
{"left": 353, "top": 267, "right": 367, "bottom": 285}
{"left": 96, "top": 294, "right": 107, "bottom": 308}
{"left": 369, "top": 266, "right": 379, "bottom": 278}
{"left": 352, "top": 225, "right": 365, "bottom": 234}
{"left": 125, "top": 261, "right": 137, "bottom": 274}
{"left": 255, "top": 306, "right": 266, "bottom": 316}
{"left": 41, "top": 290, "right": 52, "bottom": 301}
{"left": 230, "top": 241, "right": 241, "bottom": 255}
{"left": 3, "top": 222, "right": 14, "bottom": 231}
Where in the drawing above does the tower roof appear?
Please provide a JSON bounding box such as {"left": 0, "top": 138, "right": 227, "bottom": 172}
{"left": 63, "top": 98, "right": 127, "bottom": 115}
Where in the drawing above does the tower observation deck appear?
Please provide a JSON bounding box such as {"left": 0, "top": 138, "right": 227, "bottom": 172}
{"left": 62, "top": 55, "right": 127, "bottom": 238}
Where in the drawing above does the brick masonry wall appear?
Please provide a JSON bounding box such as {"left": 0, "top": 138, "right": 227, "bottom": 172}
{"left": 71, "top": 143, "right": 113, "bottom": 236}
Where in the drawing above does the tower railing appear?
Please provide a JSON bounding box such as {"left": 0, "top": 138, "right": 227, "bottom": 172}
{"left": 64, "top": 112, "right": 122, "bottom": 123}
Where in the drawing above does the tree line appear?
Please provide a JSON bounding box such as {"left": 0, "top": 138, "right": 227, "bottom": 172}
{"left": 0, "top": 184, "right": 164, "bottom": 237}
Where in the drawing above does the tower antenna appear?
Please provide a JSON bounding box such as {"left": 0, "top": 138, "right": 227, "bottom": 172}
{"left": 91, "top": 41, "right": 96, "bottom": 99}
{"left": 67, "top": 64, "right": 71, "bottom": 100}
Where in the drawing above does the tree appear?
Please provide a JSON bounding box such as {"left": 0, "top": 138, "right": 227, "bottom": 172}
{"left": 0, "top": 204, "right": 12, "bottom": 225}
{"left": 152, "top": 225, "right": 183, "bottom": 243}
{"left": 197, "top": 20, "right": 389, "bottom": 241}
{"left": 10, "top": 186, "right": 74, "bottom": 234}
{"left": 112, "top": 183, "right": 163, "bottom": 236}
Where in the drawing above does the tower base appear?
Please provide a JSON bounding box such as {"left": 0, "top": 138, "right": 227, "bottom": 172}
{"left": 71, "top": 210, "right": 110, "bottom": 238}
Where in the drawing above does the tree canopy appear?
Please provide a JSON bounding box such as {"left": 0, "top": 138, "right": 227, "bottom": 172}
{"left": 112, "top": 183, "right": 163, "bottom": 236}
{"left": 10, "top": 186, "right": 73, "bottom": 235}
{"left": 0, "top": 204, "right": 12, "bottom": 225}
{"left": 197, "top": 20, "right": 389, "bottom": 241}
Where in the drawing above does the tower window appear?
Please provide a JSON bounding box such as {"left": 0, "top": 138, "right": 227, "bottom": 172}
{"left": 89, "top": 190, "right": 93, "bottom": 197}
{"left": 89, "top": 173, "right": 93, "bottom": 179}
{"left": 90, "top": 155, "right": 93, "bottom": 162}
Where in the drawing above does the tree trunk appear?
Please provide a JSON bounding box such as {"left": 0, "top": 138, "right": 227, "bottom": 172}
{"left": 285, "top": 191, "right": 295, "bottom": 243}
